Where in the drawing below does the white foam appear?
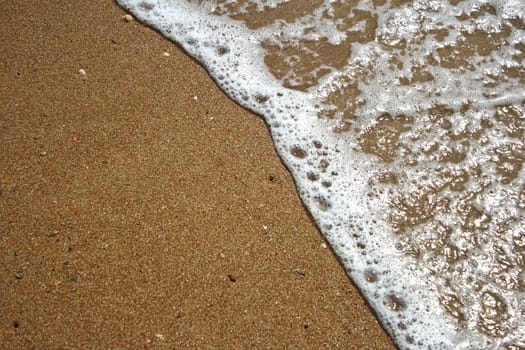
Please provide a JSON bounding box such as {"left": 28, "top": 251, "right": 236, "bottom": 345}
{"left": 116, "top": 0, "right": 525, "bottom": 348}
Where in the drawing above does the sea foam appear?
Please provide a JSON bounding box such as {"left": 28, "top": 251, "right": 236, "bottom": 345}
{"left": 116, "top": 0, "right": 525, "bottom": 348}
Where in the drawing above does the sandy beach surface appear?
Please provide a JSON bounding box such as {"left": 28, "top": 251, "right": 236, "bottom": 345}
{"left": 0, "top": 1, "right": 396, "bottom": 348}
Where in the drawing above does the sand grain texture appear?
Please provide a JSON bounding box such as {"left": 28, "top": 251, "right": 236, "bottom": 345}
{"left": 0, "top": 1, "right": 395, "bottom": 349}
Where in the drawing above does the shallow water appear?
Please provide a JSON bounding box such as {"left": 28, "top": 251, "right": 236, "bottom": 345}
{"left": 116, "top": 0, "right": 525, "bottom": 348}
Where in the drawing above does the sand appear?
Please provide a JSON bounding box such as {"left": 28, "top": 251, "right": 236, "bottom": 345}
{"left": 0, "top": 1, "right": 396, "bottom": 348}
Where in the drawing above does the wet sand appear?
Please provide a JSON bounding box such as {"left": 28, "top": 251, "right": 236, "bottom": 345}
{"left": 0, "top": 1, "right": 395, "bottom": 348}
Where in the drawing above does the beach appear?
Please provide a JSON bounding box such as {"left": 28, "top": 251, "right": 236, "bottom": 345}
{"left": 0, "top": 1, "right": 395, "bottom": 348}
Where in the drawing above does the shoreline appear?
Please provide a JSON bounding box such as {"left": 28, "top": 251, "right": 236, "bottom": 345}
{"left": 0, "top": 1, "right": 395, "bottom": 348}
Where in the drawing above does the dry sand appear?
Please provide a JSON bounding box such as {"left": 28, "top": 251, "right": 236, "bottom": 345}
{"left": 0, "top": 1, "right": 396, "bottom": 348}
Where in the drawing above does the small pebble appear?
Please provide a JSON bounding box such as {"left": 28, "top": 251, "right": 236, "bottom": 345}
{"left": 227, "top": 274, "right": 236, "bottom": 282}
{"left": 69, "top": 274, "right": 81, "bottom": 283}
{"left": 123, "top": 14, "right": 133, "bottom": 22}
{"left": 321, "top": 243, "right": 327, "bottom": 249}
{"left": 154, "top": 334, "right": 165, "bottom": 341}
{"left": 295, "top": 270, "right": 306, "bottom": 277}
{"left": 78, "top": 69, "right": 86, "bottom": 76}
{"left": 39, "top": 151, "right": 47, "bottom": 156}
{"left": 220, "top": 253, "right": 226, "bottom": 259}
{"left": 162, "top": 51, "right": 170, "bottom": 57}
